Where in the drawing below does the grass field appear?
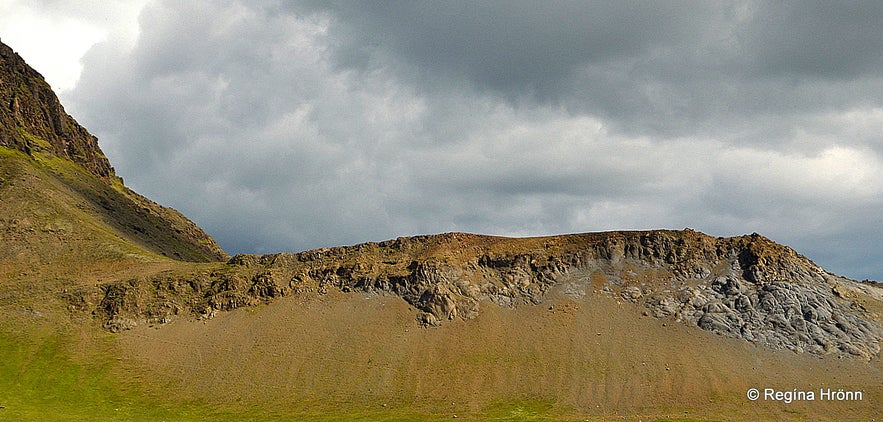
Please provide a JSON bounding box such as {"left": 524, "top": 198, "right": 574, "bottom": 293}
{"left": 0, "top": 324, "right": 577, "bottom": 421}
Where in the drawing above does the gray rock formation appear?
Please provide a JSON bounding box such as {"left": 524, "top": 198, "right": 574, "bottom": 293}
{"left": 74, "top": 230, "right": 883, "bottom": 359}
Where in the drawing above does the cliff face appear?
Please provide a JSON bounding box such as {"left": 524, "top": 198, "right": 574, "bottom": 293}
{"left": 0, "top": 39, "right": 228, "bottom": 262}
{"left": 77, "top": 229, "right": 883, "bottom": 360}
{"left": 0, "top": 40, "right": 114, "bottom": 179}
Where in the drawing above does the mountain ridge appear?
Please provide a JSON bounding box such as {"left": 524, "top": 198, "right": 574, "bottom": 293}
{"left": 0, "top": 38, "right": 228, "bottom": 262}
{"left": 73, "top": 228, "right": 883, "bottom": 360}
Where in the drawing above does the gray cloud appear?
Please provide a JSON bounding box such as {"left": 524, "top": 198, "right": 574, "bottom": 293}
{"left": 307, "top": 1, "right": 719, "bottom": 89}
{"left": 304, "top": 1, "right": 883, "bottom": 140}
{"left": 735, "top": 2, "right": 883, "bottom": 79}
{"left": 67, "top": 0, "right": 883, "bottom": 281}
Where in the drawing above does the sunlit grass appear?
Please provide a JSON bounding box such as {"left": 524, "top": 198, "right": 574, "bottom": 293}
{"left": 0, "top": 327, "right": 580, "bottom": 421}
{"left": 0, "top": 327, "right": 213, "bottom": 421}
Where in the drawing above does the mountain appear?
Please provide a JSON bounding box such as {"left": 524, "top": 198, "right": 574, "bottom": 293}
{"left": 1, "top": 39, "right": 881, "bottom": 420}
{"left": 91, "top": 229, "right": 883, "bottom": 420}
{"left": 0, "top": 39, "right": 227, "bottom": 263}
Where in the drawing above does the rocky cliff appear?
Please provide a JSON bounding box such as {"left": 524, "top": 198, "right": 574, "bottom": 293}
{"left": 0, "top": 40, "right": 114, "bottom": 179}
{"left": 75, "top": 229, "right": 883, "bottom": 360}
{"left": 0, "top": 39, "right": 228, "bottom": 262}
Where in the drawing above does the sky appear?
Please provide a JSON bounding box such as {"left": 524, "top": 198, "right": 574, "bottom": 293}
{"left": 1, "top": 1, "right": 881, "bottom": 281}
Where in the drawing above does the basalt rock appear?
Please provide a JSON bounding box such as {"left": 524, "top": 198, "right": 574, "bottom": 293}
{"left": 82, "top": 230, "right": 883, "bottom": 360}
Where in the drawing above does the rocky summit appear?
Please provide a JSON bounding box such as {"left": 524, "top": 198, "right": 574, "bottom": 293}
{"left": 0, "top": 40, "right": 114, "bottom": 179}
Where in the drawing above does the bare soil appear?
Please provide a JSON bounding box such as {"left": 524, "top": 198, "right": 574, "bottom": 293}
{"left": 118, "top": 284, "right": 883, "bottom": 420}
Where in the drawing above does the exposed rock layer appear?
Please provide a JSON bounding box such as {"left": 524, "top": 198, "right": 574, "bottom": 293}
{"left": 76, "top": 230, "right": 883, "bottom": 360}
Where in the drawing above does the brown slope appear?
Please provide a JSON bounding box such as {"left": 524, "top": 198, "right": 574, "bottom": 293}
{"left": 94, "top": 229, "right": 881, "bottom": 419}
{"left": 118, "top": 284, "right": 883, "bottom": 420}
{"left": 0, "top": 39, "right": 227, "bottom": 262}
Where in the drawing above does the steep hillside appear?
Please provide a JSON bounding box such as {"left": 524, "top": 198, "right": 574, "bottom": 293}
{"left": 0, "top": 39, "right": 227, "bottom": 262}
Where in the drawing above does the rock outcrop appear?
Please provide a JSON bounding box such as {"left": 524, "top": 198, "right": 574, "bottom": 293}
{"left": 77, "top": 230, "right": 883, "bottom": 360}
{"left": 0, "top": 39, "right": 228, "bottom": 262}
{"left": 0, "top": 39, "right": 114, "bottom": 179}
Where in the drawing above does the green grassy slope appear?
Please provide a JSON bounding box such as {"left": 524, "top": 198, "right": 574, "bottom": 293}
{"left": 1, "top": 146, "right": 224, "bottom": 275}
{"left": 0, "top": 145, "right": 218, "bottom": 418}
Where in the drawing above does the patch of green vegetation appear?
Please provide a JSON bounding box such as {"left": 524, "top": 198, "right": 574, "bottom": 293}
{"left": 16, "top": 128, "right": 52, "bottom": 152}
{"left": 0, "top": 324, "right": 377, "bottom": 421}
{"left": 0, "top": 328, "right": 212, "bottom": 421}
{"left": 0, "top": 325, "right": 489, "bottom": 421}
{"left": 231, "top": 399, "right": 572, "bottom": 422}
{"left": 478, "top": 398, "right": 563, "bottom": 421}
{"left": 0, "top": 145, "right": 31, "bottom": 161}
{"left": 253, "top": 409, "right": 450, "bottom": 422}
{"left": 0, "top": 326, "right": 585, "bottom": 421}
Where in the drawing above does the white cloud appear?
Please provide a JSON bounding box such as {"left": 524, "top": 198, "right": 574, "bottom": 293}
{"left": 718, "top": 145, "right": 883, "bottom": 202}
{"left": 0, "top": 0, "right": 145, "bottom": 92}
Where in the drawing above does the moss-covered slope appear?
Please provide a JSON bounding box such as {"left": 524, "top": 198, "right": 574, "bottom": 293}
{"left": 0, "top": 39, "right": 227, "bottom": 262}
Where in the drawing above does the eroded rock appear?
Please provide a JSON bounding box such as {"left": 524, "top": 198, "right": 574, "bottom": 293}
{"left": 80, "top": 230, "right": 883, "bottom": 359}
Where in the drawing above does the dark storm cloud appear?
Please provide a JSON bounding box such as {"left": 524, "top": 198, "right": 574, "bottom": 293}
{"left": 735, "top": 2, "right": 883, "bottom": 79}
{"left": 67, "top": 0, "right": 883, "bottom": 281}
{"left": 306, "top": 1, "right": 883, "bottom": 139}
{"left": 304, "top": 1, "right": 718, "bottom": 92}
